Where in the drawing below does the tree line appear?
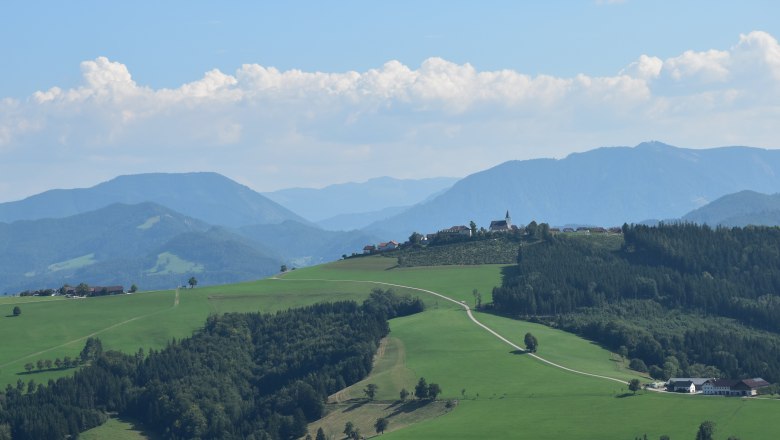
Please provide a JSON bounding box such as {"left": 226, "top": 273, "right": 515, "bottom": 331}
{"left": 0, "top": 289, "right": 424, "bottom": 439}
{"left": 492, "top": 223, "right": 780, "bottom": 383}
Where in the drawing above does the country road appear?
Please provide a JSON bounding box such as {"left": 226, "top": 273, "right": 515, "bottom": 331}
{"left": 274, "top": 277, "right": 630, "bottom": 386}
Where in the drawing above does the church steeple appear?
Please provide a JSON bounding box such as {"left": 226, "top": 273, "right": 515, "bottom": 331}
{"left": 505, "top": 210, "right": 511, "bottom": 228}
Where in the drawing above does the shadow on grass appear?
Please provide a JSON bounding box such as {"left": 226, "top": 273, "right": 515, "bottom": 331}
{"left": 343, "top": 400, "right": 367, "bottom": 412}
{"left": 615, "top": 392, "right": 638, "bottom": 398}
{"left": 510, "top": 349, "right": 528, "bottom": 355}
{"left": 386, "top": 400, "right": 434, "bottom": 418}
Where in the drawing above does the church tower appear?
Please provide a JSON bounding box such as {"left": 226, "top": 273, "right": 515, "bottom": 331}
{"left": 505, "top": 210, "right": 511, "bottom": 228}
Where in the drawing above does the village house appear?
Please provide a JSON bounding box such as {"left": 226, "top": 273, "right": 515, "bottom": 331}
{"left": 377, "top": 240, "right": 400, "bottom": 252}
{"left": 363, "top": 245, "right": 376, "bottom": 254}
{"left": 438, "top": 225, "right": 472, "bottom": 239}
{"left": 489, "top": 211, "right": 512, "bottom": 232}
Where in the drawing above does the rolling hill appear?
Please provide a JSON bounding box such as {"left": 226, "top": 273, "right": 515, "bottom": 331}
{"left": 0, "top": 172, "right": 308, "bottom": 227}
{"left": 0, "top": 202, "right": 283, "bottom": 293}
{"left": 366, "top": 142, "right": 780, "bottom": 239}
{"left": 682, "top": 190, "right": 780, "bottom": 226}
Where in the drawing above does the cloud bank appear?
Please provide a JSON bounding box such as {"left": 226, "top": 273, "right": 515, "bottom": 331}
{"left": 2, "top": 31, "right": 780, "bottom": 200}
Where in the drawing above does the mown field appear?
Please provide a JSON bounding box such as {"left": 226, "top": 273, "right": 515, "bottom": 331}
{"left": 6, "top": 254, "right": 780, "bottom": 439}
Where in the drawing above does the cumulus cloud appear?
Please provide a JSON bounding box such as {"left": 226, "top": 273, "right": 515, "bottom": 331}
{"left": 1, "top": 32, "right": 780, "bottom": 201}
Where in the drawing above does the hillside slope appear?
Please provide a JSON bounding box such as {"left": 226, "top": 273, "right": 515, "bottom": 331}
{"left": 0, "top": 172, "right": 308, "bottom": 227}
{"left": 367, "top": 142, "right": 780, "bottom": 238}
{"left": 682, "top": 190, "right": 780, "bottom": 226}
{"left": 0, "top": 203, "right": 282, "bottom": 292}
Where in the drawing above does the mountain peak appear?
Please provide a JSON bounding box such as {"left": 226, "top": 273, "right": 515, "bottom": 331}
{"left": 635, "top": 141, "right": 676, "bottom": 150}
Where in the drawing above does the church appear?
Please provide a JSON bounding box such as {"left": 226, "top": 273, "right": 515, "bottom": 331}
{"left": 489, "top": 211, "right": 512, "bottom": 232}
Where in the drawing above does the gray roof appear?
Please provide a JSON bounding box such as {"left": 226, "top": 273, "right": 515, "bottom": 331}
{"left": 669, "top": 378, "right": 713, "bottom": 386}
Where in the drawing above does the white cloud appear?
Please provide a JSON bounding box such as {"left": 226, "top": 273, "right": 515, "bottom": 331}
{"left": 1, "top": 32, "right": 780, "bottom": 201}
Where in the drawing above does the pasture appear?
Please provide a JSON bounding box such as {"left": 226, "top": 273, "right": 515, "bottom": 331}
{"left": 9, "top": 255, "right": 780, "bottom": 439}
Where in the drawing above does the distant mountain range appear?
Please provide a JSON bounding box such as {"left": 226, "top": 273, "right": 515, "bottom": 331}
{"left": 366, "top": 142, "right": 780, "bottom": 238}
{"left": 0, "top": 172, "right": 308, "bottom": 227}
{"left": 0, "top": 173, "right": 384, "bottom": 293}
{"left": 263, "top": 176, "right": 458, "bottom": 229}
{"left": 682, "top": 190, "right": 780, "bottom": 226}
{"left": 0, "top": 202, "right": 283, "bottom": 293}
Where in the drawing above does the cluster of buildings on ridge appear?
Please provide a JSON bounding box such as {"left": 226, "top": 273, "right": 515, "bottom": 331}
{"left": 662, "top": 377, "right": 771, "bottom": 396}
{"left": 361, "top": 211, "right": 622, "bottom": 255}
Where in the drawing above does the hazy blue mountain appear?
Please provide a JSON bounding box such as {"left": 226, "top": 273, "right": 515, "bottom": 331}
{"left": 366, "top": 142, "right": 780, "bottom": 239}
{"left": 263, "top": 176, "right": 458, "bottom": 223}
{"left": 316, "top": 206, "right": 410, "bottom": 231}
{"left": 0, "top": 203, "right": 283, "bottom": 293}
{"left": 238, "top": 220, "right": 380, "bottom": 266}
{"left": 0, "top": 172, "right": 308, "bottom": 227}
{"left": 682, "top": 190, "right": 780, "bottom": 226}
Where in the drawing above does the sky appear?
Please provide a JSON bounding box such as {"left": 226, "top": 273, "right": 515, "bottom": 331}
{"left": 1, "top": 0, "right": 780, "bottom": 202}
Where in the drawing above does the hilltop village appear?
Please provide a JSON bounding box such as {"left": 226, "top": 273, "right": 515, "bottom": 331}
{"left": 360, "top": 211, "right": 622, "bottom": 255}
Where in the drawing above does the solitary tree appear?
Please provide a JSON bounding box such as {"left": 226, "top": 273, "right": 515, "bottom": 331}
{"left": 24, "top": 362, "right": 33, "bottom": 373}
{"left": 524, "top": 332, "right": 538, "bottom": 352}
{"left": 12, "top": 306, "right": 21, "bottom": 316}
{"left": 696, "top": 421, "right": 716, "bottom": 440}
{"left": 129, "top": 284, "right": 138, "bottom": 293}
{"left": 343, "top": 421, "right": 355, "bottom": 438}
{"left": 188, "top": 276, "right": 198, "bottom": 289}
{"left": 469, "top": 220, "right": 477, "bottom": 236}
{"left": 400, "top": 387, "right": 409, "bottom": 401}
{"left": 414, "top": 377, "right": 429, "bottom": 399}
{"left": 428, "top": 383, "right": 442, "bottom": 400}
{"left": 628, "top": 378, "right": 641, "bottom": 394}
{"left": 375, "top": 417, "right": 389, "bottom": 434}
{"left": 364, "top": 383, "right": 378, "bottom": 400}
{"left": 280, "top": 265, "right": 288, "bottom": 273}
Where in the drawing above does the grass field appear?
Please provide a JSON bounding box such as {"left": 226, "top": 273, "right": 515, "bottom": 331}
{"left": 8, "top": 255, "right": 780, "bottom": 439}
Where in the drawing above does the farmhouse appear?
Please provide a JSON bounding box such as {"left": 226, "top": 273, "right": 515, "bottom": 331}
{"left": 668, "top": 377, "right": 712, "bottom": 393}
{"left": 702, "top": 378, "right": 770, "bottom": 396}
{"left": 363, "top": 245, "right": 376, "bottom": 254}
{"left": 489, "top": 211, "right": 512, "bottom": 232}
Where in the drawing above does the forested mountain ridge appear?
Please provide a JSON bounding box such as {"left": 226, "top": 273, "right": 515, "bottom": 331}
{"left": 0, "top": 202, "right": 283, "bottom": 293}
{"left": 492, "top": 224, "right": 780, "bottom": 383}
{"left": 0, "top": 172, "right": 308, "bottom": 227}
{"left": 366, "top": 142, "right": 780, "bottom": 239}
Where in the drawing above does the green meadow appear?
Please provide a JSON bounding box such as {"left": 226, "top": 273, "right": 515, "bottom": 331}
{"left": 6, "top": 255, "right": 780, "bottom": 439}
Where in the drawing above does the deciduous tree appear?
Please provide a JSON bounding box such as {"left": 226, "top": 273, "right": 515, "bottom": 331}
{"left": 12, "top": 306, "right": 20, "bottom": 316}
{"left": 375, "top": 417, "right": 388, "bottom": 434}
{"left": 428, "top": 383, "right": 442, "bottom": 400}
{"left": 628, "top": 378, "right": 641, "bottom": 394}
{"left": 696, "top": 421, "right": 716, "bottom": 440}
{"left": 524, "top": 332, "right": 538, "bottom": 352}
{"left": 364, "top": 383, "right": 378, "bottom": 400}
{"left": 414, "top": 377, "right": 428, "bottom": 399}
{"left": 188, "top": 276, "right": 198, "bottom": 288}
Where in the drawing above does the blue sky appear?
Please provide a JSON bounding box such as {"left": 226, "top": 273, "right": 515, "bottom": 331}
{"left": 1, "top": 1, "right": 780, "bottom": 201}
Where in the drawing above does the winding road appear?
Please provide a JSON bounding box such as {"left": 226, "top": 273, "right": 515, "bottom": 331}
{"left": 275, "top": 277, "right": 629, "bottom": 386}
